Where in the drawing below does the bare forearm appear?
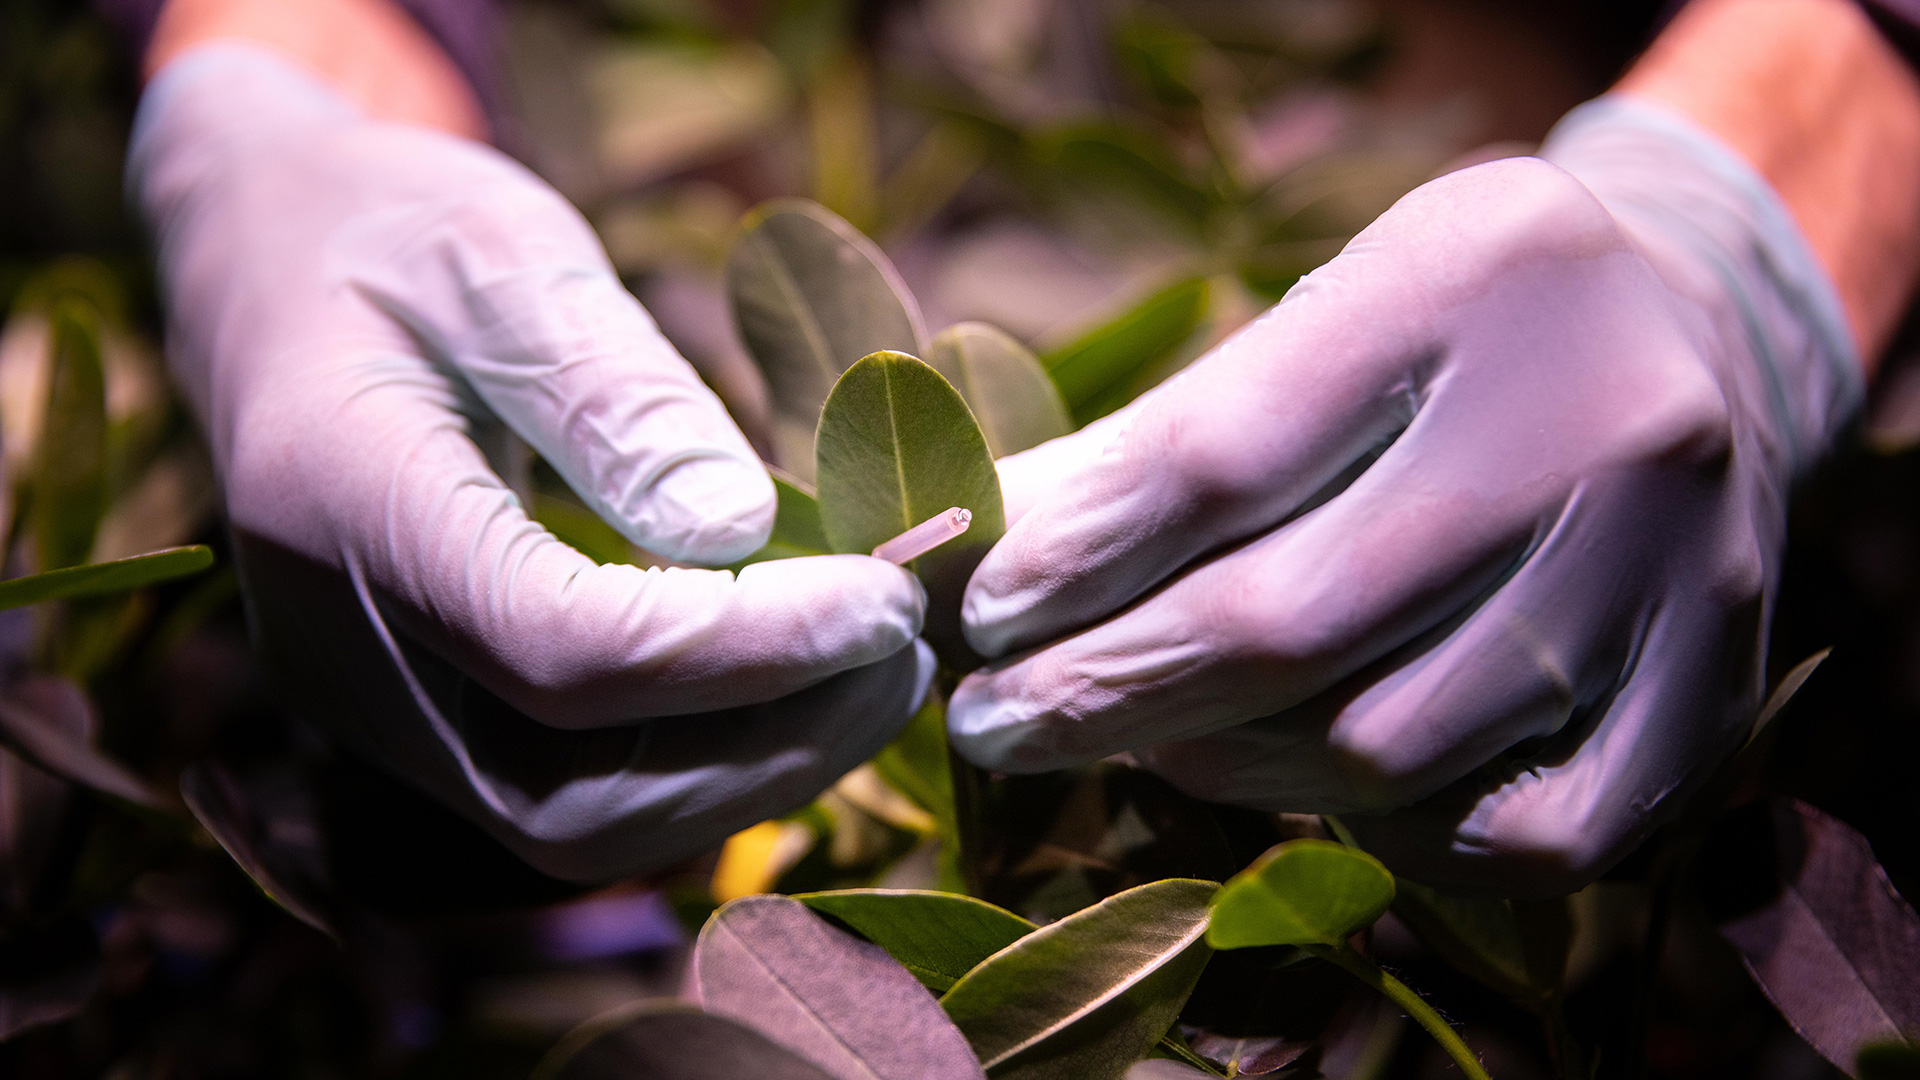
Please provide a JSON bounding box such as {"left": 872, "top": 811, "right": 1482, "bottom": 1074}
{"left": 147, "top": 0, "right": 485, "bottom": 139}
{"left": 1620, "top": 0, "right": 1920, "bottom": 371}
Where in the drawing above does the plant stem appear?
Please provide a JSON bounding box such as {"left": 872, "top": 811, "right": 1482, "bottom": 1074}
{"left": 946, "top": 744, "right": 988, "bottom": 896}
{"left": 1306, "top": 942, "right": 1493, "bottom": 1080}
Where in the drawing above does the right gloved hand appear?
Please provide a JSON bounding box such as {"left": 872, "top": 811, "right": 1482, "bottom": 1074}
{"left": 953, "top": 98, "right": 1860, "bottom": 894}
{"left": 132, "top": 44, "right": 931, "bottom": 883}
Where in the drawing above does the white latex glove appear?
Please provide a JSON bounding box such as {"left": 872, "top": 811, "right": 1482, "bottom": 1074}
{"left": 131, "top": 45, "right": 931, "bottom": 882}
{"left": 953, "top": 97, "right": 1861, "bottom": 894}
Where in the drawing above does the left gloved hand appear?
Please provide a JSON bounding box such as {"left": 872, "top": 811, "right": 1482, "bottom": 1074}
{"left": 131, "top": 44, "right": 932, "bottom": 883}
{"left": 951, "top": 97, "right": 1860, "bottom": 894}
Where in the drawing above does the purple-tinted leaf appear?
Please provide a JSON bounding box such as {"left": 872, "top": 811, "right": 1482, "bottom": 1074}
{"left": 694, "top": 894, "right": 985, "bottom": 1080}
{"left": 0, "top": 675, "right": 163, "bottom": 809}
{"left": 1712, "top": 798, "right": 1920, "bottom": 1073}
{"left": 531, "top": 999, "right": 837, "bottom": 1080}
{"left": 179, "top": 761, "right": 337, "bottom": 938}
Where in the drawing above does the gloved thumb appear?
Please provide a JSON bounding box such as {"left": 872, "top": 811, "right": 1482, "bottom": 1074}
{"left": 342, "top": 160, "right": 774, "bottom": 564}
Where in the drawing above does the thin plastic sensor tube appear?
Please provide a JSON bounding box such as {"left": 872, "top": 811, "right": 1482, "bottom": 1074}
{"left": 873, "top": 507, "right": 972, "bottom": 564}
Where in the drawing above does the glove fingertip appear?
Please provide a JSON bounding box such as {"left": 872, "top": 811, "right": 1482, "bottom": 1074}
{"left": 946, "top": 675, "right": 1062, "bottom": 774}
{"left": 960, "top": 572, "right": 1033, "bottom": 658}
{"left": 630, "top": 455, "right": 776, "bottom": 564}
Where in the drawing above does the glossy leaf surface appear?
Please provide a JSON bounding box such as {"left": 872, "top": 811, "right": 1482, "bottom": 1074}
{"left": 531, "top": 1000, "right": 836, "bottom": 1080}
{"left": 927, "top": 323, "right": 1073, "bottom": 457}
{"left": 728, "top": 199, "right": 924, "bottom": 444}
{"left": 0, "top": 545, "right": 214, "bottom": 612}
{"left": 941, "top": 878, "right": 1218, "bottom": 1079}
{"left": 796, "top": 889, "right": 1035, "bottom": 991}
{"left": 695, "top": 894, "right": 986, "bottom": 1080}
{"left": 1208, "top": 839, "right": 1394, "bottom": 950}
{"left": 815, "top": 351, "right": 1004, "bottom": 664}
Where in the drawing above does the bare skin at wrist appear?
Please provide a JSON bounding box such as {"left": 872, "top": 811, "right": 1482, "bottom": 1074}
{"left": 1620, "top": 0, "right": 1920, "bottom": 372}
{"left": 147, "top": 0, "right": 485, "bottom": 140}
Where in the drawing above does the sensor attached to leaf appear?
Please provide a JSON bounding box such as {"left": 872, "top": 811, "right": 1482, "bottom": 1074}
{"left": 872, "top": 507, "right": 971, "bottom": 565}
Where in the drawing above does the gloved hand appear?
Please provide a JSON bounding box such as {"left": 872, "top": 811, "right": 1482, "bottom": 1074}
{"left": 952, "top": 97, "right": 1861, "bottom": 894}
{"left": 132, "top": 44, "right": 931, "bottom": 883}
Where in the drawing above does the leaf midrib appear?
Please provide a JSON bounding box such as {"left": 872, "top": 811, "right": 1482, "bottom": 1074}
{"left": 758, "top": 232, "right": 841, "bottom": 392}
{"left": 882, "top": 360, "right": 913, "bottom": 534}
{"left": 715, "top": 917, "right": 888, "bottom": 1080}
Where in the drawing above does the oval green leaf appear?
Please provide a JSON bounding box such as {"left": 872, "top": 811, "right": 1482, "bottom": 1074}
{"left": 927, "top": 323, "right": 1073, "bottom": 457}
{"left": 728, "top": 198, "right": 925, "bottom": 451}
{"left": 0, "top": 545, "right": 215, "bottom": 612}
{"left": 940, "top": 878, "right": 1218, "bottom": 1080}
{"left": 796, "top": 889, "right": 1036, "bottom": 992}
{"left": 1207, "top": 839, "right": 1394, "bottom": 950}
{"left": 815, "top": 350, "right": 1004, "bottom": 665}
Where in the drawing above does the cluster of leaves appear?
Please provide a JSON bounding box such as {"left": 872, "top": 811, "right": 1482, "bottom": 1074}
{"left": 535, "top": 841, "right": 1417, "bottom": 1080}
{"left": 8, "top": 2, "right": 1920, "bottom": 1079}
{"left": 596, "top": 191, "right": 1920, "bottom": 1080}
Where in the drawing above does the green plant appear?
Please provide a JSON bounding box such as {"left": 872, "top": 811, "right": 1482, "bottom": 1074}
{"left": 543, "top": 195, "right": 1920, "bottom": 1080}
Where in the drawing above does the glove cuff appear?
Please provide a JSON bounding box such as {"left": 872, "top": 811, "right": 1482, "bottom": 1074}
{"left": 1541, "top": 94, "right": 1863, "bottom": 478}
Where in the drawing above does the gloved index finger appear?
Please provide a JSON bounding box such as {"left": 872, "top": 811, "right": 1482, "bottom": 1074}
{"left": 962, "top": 259, "right": 1427, "bottom": 660}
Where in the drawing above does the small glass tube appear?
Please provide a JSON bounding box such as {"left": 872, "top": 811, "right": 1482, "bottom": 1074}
{"left": 872, "top": 507, "right": 972, "bottom": 564}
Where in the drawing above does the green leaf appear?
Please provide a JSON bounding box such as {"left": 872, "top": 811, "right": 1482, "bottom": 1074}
{"left": 728, "top": 473, "right": 831, "bottom": 569}
{"left": 795, "top": 889, "right": 1035, "bottom": 991}
{"left": 0, "top": 546, "right": 215, "bottom": 612}
{"left": 532, "top": 493, "right": 633, "bottom": 565}
{"left": 1034, "top": 125, "right": 1215, "bottom": 239}
{"left": 33, "top": 296, "right": 108, "bottom": 571}
{"left": 815, "top": 350, "right": 1004, "bottom": 664}
{"left": 1207, "top": 839, "right": 1394, "bottom": 950}
{"left": 940, "top": 878, "right": 1218, "bottom": 1080}
{"left": 728, "top": 198, "right": 925, "bottom": 477}
{"left": 927, "top": 323, "right": 1073, "bottom": 457}
{"left": 1042, "top": 278, "right": 1208, "bottom": 422}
